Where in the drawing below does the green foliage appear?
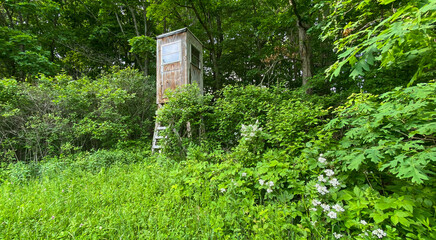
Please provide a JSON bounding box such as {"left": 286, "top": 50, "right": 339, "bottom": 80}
{"left": 325, "top": 82, "right": 436, "bottom": 184}
{"left": 1, "top": 81, "right": 434, "bottom": 239}
{"left": 266, "top": 98, "right": 329, "bottom": 155}
{"left": 0, "top": 68, "right": 156, "bottom": 162}
{"left": 0, "top": 156, "right": 209, "bottom": 239}
{"left": 324, "top": 0, "right": 436, "bottom": 85}
{"left": 1, "top": 0, "right": 435, "bottom": 239}
{"left": 157, "top": 83, "right": 213, "bottom": 159}
{"left": 303, "top": 82, "right": 436, "bottom": 238}
{"left": 0, "top": 27, "right": 58, "bottom": 79}
{"left": 151, "top": 81, "right": 436, "bottom": 239}
{"left": 128, "top": 36, "right": 156, "bottom": 57}
{"left": 157, "top": 84, "right": 327, "bottom": 158}
{"left": 210, "top": 85, "right": 288, "bottom": 150}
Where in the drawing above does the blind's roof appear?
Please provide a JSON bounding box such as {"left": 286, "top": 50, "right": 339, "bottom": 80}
{"left": 156, "top": 28, "right": 203, "bottom": 46}
{"left": 156, "top": 28, "right": 188, "bottom": 39}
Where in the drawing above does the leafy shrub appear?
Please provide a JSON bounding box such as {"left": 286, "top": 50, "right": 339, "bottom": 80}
{"left": 307, "top": 82, "right": 436, "bottom": 238}
{"left": 324, "top": 82, "right": 435, "bottom": 184}
{"left": 158, "top": 84, "right": 324, "bottom": 159}
{"left": 266, "top": 98, "right": 328, "bottom": 155}
{"left": 156, "top": 82, "right": 435, "bottom": 239}
{"left": 0, "top": 68, "right": 156, "bottom": 162}
{"left": 157, "top": 83, "right": 213, "bottom": 159}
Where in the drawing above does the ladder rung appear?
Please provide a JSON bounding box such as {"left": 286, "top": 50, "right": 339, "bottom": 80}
{"left": 152, "top": 122, "right": 167, "bottom": 152}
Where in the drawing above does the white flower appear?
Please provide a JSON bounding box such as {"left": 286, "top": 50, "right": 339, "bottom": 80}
{"left": 315, "top": 184, "right": 329, "bottom": 195}
{"left": 332, "top": 204, "right": 345, "bottom": 212}
{"left": 318, "top": 154, "right": 327, "bottom": 164}
{"left": 321, "top": 204, "right": 330, "bottom": 212}
{"left": 310, "top": 208, "right": 318, "bottom": 211}
{"left": 268, "top": 181, "right": 274, "bottom": 187}
{"left": 241, "top": 121, "right": 262, "bottom": 139}
{"left": 267, "top": 188, "right": 273, "bottom": 193}
{"left": 311, "top": 220, "right": 317, "bottom": 226}
{"left": 372, "top": 229, "right": 387, "bottom": 238}
{"left": 259, "top": 179, "right": 265, "bottom": 185}
{"left": 220, "top": 188, "right": 226, "bottom": 193}
{"left": 241, "top": 124, "right": 247, "bottom": 132}
{"left": 242, "top": 172, "right": 247, "bottom": 177}
{"left": 324, "top": 169, "right": 335, "bottom": 177}
{"left": 312, "top": 199, "right": 321, "bottom": 206}
{"left": 327, "top": 211, "right": 337, "bottom": 219}
{"left": 318, "top": 174, "right": 327, "bottom": 182}
{"left": 329, "top": 178, "right": 340, "bottom": 187}
{"left": 360, "top": 220, "right": 367, "bottom": 225}
{"left": 333, "top": 232, "right": 343, "bottom": 239}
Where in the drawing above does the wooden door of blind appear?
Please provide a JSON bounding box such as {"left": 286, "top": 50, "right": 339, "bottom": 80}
{"left": 160, "top": 41, "right": 182, "bottom": 101}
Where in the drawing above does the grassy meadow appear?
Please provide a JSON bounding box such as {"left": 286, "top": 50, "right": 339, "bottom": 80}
{"left": 0, "top": 159, "right": 212, "bottom": 239}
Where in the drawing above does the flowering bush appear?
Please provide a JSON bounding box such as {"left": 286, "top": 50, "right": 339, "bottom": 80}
{"left": 156, "top": 83, "right": 435, "bottom": 239}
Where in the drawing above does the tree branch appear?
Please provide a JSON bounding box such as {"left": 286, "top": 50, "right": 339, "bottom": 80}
{"left": 128, "top": 6, "right": 140, "bottom": 36}
{"left": 289, "top": 0, "right": 308, "bottom": 30}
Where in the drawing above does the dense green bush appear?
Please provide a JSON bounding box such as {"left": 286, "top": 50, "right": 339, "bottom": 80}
{"left": 157, "top": 83, "right": 213, "bottom": 159}
{"left": 309, "top": 82, "right": 436, "bottom": 239}
{"left": 157, "top": 84, "right": 325, "bottom": 158}
{"left": 0, "top": 68, "right": 156, "bottom": 163}
{"left": 154, "top": 82, "right": 435, "bottom": 239}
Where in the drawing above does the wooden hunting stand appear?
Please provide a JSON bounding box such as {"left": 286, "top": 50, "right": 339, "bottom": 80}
{"left": 152, "top": 28, "right": 203, "bottom": 152}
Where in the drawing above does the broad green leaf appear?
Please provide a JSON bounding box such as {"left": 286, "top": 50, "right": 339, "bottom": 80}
{"left": 379, "top": 0, "right": 397, "bottom": 5}
{"left": 371, "top": 211, "right": 389, "bottom": 223}
{"left": 348, "top": 153, "right": 365, "bottom": 170}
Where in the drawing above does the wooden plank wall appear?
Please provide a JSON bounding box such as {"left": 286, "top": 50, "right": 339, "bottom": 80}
{"left": 156, "top": 32, "right": 187, "bottom": 104}
{"left": 156, "top": 29, "right": 203, "bottom": 104}
{"left": 186, "top": 32, "right": 203, "bottom": 93}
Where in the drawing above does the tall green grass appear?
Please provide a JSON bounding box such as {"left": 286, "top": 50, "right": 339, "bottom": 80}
{"left": 0, "top": 160, "right": 212, "bottom": 239}
{"left": 0, "top": 149, "right": 305, "bottom": 239}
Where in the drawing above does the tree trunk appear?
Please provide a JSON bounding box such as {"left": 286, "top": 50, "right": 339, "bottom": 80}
{"left": 143, "top": 3, "right": 148, "bottom": 76}
{"left": 289, "top": 0, "right": 313, "bottom": 87}
{"left": 298, "top": 25, "right": 312, "bottom": 86}
{"left": 129, "top": 6, "right": 140, "bottom": 36}
{"left": 211, "top": 50, "right": 221, "bottom": 90}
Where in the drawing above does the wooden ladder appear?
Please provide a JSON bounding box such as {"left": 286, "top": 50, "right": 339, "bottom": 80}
{"left": 152, "top": 122, "right": 167, "bottom": 152}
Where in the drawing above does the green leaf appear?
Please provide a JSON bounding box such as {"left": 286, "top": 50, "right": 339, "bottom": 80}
{"left": 348, "top": 153, "right": 365, "bottom": 170}
{"left": 364, "top": 149, "right": 383, "bottom": 164}
{"left": 371, "top": 211, "right": 389, "bottom": 223}
{"left": 379, "top": 0, "right": 397, "bottom": 5}
{"left": 393, "top": 210, "right": 412, "bottom": 227}
{"left": 391, "top": 215, "right": 399, "bottom": 225}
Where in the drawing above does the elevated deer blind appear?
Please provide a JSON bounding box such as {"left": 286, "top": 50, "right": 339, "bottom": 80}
{"left": 156, "top": 28, "right": 203, "bottom": 105}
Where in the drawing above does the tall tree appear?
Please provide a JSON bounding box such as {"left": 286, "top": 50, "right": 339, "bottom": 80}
{"left": 289, "top": 0, "right": 312, "bottom": 86}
